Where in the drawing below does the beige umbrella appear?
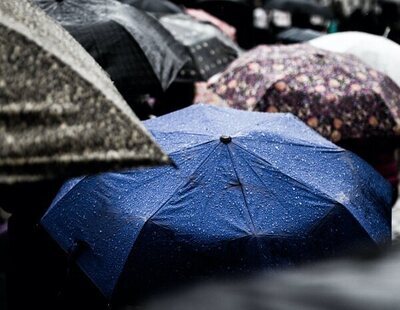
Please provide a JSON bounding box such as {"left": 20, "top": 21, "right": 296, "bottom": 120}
{"left": 0, "top": 0, "right": 169, "bottom": 184}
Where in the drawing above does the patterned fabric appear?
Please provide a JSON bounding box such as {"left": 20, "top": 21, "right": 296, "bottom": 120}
{"left": 194, "top": 82, "right": 228, "bottom": 107}
{"left": 66, "top": 21, "right": 160, "bottom": 95}
{"left": 33, "top": 0, "right": 189, "bottom": 91}
{"left": 159, "top": 13, "right": 241, "bottom": 82}
{"left": 0, "top": 0, "right": 168, "bottom": 184}
{"left": 210, "top": 44, "right": 400, "bottom": 142}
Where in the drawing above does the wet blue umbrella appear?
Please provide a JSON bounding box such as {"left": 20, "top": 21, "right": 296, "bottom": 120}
{"left": 41, "top": 104, "right": 392, "bottom": 302}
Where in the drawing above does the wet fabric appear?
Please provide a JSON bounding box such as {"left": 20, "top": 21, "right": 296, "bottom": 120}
{"left": 159, "top": 13, "right": 241, "bottom": 81}
{"left": 210, "top": 44, "right": 400, "bottom": 143}
{"left": 65, "top": 21, "right": 162, "bottom": 104}
{"left": 277, "top": 27, "right": 323, "bottom": 43}
{"left": 0, "top": 0, "right": 169, "bottom": 184}
{"left": 42, "top": 105, "right": 392, "bottom": 300}
{"left": 33, "top": 0, "right": 189, "bottom": 91}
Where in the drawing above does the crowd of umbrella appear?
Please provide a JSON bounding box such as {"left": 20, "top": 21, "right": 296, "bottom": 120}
{"left": 1, "top": 0, "right": 399, "bottom": 307}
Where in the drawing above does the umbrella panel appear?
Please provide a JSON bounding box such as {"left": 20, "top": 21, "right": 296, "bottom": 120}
{"left": 159, "top": 13, "right": 240, "bottom": 81}
{"left": 41, "top": 105, "right": 391, "bottom": 300}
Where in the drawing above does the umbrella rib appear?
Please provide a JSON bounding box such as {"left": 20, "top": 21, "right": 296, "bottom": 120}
{"left": 238, "top": 151, "right": 328, "bottom": 212}
{"left": 167, "top": 140, "right": 217, "bottom": 157}
{"left": 235, "top": 146, "right": 340, "bottom": 237}
{"left": 226, "top": 144, "right": 257, "bottom": 235}
{"left": 149, "top": 130, "right": 214, "bottom": 139}
{"left": 232, "top": 142, "right": 336, "bottom": 203}
{"left": 146, "top": 142, "right": 220, "bottom": 222}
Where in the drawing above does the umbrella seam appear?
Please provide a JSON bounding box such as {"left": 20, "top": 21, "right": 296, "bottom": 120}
{"left": 232, "top": 141, "right": 337, "bottom": 203}
{"left": 236, "top": 147, "right": 335, "bottom": 237}
{"left": 146, "top": 142, "right": 220, "bottom": 222}
{"left": 226, "top": 144, "right": 257, "bottom": 235}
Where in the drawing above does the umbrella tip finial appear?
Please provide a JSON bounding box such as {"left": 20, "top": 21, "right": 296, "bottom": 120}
{"left": 220, "top": 135, "right": 232, "bottom": 144}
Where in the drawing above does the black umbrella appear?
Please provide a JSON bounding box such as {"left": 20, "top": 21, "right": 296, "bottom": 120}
{"left": 265, "top": 0, "right": 333, "bottom": 18}
{"left": 0, "top": 0, "right": 169, "bottom": 184}
{"left": 276, "top": 27, "right": 324, "bottom": 43}
{"left": 158, "top": 13, "right": 241, "bottom": 82}
{"left": 33, "top": 0, "right": 189, "bottom": 93}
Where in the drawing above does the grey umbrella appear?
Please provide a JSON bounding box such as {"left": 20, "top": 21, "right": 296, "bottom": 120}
{"left": 159, "top": 13, "right": 242, "bottom": 82}
{"left": 0, "top": 0, "right": 169, "bottom": 184}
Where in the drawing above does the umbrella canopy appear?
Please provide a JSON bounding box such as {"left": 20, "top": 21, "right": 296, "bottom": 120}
{"left": 33, "top": 0, "right": 189, "bottom": 92}
{"left": 210, "top": 44, "right": 400, "bottom": 143}
{"left": 277, "top": 27, "right": 324, "bottom": 43}
{"left": 264, "top": 0, "right": 333, "bottom": 18}
{"left": 41, "top": 105, "right": 391, "bottom": 301}
{"left": 0, "top": 0, "right": 169, "bottom": 184}
{"left": 309, "top": 31, "right": 400, "bottom": 88}
{"left": 158, "top": 13, "right": 241, "bottom": 82}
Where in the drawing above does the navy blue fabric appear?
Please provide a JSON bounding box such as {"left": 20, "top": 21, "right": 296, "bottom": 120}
{"left": 41, "top": 105, "right": 392, "bottom": 300}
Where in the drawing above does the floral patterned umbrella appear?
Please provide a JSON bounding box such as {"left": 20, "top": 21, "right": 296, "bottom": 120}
{"left": 210, "top": 44, "right": 400, "bottom": 143}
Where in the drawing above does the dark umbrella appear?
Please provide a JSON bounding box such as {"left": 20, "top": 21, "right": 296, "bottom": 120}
{"left": 277, "top": 27, "right": 324, "bottom": 43}
{"left": 33, "top": 0, "right": 189, "bottom": 93}
{"left": 210, "top": 44, "right": 400, "bottom": 143}
{"left": 264, "top": 0, "right": 333, "bottom": 18}
{"left": 42, "top": 104, "right": 391, "bottom": 302}
{"left": 0, "top": 0, "right": 169, "bottom": 184}
{"left": 158, "top": 13, "right": 241, "bottom": 81}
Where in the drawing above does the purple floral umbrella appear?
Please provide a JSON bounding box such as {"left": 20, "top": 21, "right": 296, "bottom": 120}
{"left": 209, "top": 44, "right": 400, "bottom": 143}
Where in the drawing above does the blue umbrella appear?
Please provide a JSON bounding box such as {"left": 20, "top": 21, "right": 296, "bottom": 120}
{"left": 41, "top": 104, "right": 392, "bottom": 301}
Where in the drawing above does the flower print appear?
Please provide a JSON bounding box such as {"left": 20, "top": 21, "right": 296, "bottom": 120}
{"left": 356, "top": 72, "right": 367, "bottom": 81}
{"left": 266, "top": 105, "right": 279, "bottom": 112}
{"left": 368, "top": 116, "right": 379, "bottom": 127}
{"left": 329, "top": 79, "right": 340, "bottom": 88}
{"left": 331, "top": 130, "right": 342, "bottom": 142}
{"left": 228, "top": 80, "right": 237, "bottom": 88}
{"left": 350, "top": 84, "right": 362, "bottom": 92}
{"left": 275, "top": 81, "right": 287, "bottom": 92}
{"left": 307, "top": 116, "right": 319, "bottom": 128}
{"left": 333, "top": 118, "right": 343, "bottom": 129}
{"left": 325, "top": 93, "right": 338, "bottom": 103}
{"left": 246, "top": 97, "right": 257, "bottom": 107}
{"left": 315, "top": 85, "right": 326, "bottom": 93}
